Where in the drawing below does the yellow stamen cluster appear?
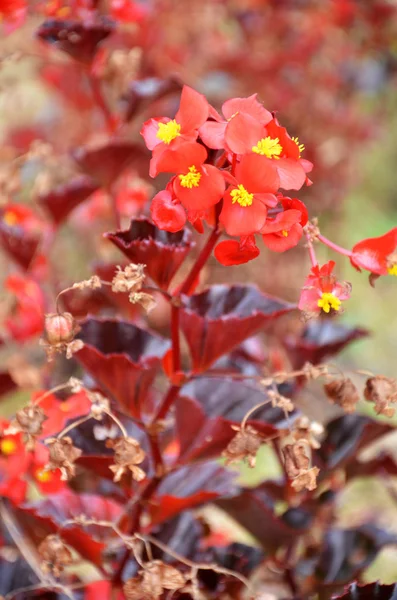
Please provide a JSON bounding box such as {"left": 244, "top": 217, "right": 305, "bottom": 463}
{"left": 317, "top": 292, "right": 341, "bottom": 313}
{"left": 281, "top": 230, "right": 289, "bottom": 237}
{"left": 0, "top": 438, "right": 17, "bottom": 455}
{"left": 252, "top": 136, "right": 283, "bottom": 159}
{"left": 292, "top": 136, "right": 305, "bottom": 157}
{"left": 231, "top": 184, "right": 254, "bottom": 207}
{"left": 388, "top": 264, "right": 397, "bottom": 276}
{"left": 35, "top": 468, "right": 53, "bottom": 483}
{"left": 179, "top": 166, "right": 201, "bottom": 188}
{"left": 3, "top": 211, "right": 19, "bottom": 227}
{"left": 156, "top": 119, "right": 181, "bottom": 144}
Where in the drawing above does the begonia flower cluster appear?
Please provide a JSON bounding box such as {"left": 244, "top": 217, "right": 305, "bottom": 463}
{"left": 141, "top": 86, "right": 313, "bottom": 266}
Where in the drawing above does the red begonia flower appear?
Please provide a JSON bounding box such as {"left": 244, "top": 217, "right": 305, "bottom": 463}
{"left": 141, "top": 85, "right": 208, "bottom": 151}
{"left": 38, "top": 391, "right": 92, "bottom": 438}
{"left": 350, "top": 228, "right": 397, "bottom": 276}
{"left": 150, "top": 189, "right": 187, "bottom": 232}
{"left": 4, "top": 275, "right": 45, "bottom": 341}
{"left": 299, "top": 260, "right": 351, "bottom": 316}
{"left": 32, "top": 444, "right": 65, "bottom": 494}
{"left": 0, "top": 0, "right": 26, "bottom": 33}
{"left": 151, "top": 142, "right": 225, "bottom": 211}
{"left": 214, "top": 235, "right": 260, "bottom": 266}
{"left": 199, "top": 93, "right": 272, "bottom": 152}
{"left": 280, "top": 196, "right": 309, "bottom": 226}
{"left": 261, "top": 208, "right": 303, "bottom": 252}
{"left": 220, "top": 154, "right": 279, "bottom": 237}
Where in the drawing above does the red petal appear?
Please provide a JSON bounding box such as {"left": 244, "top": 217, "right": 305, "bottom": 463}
{"left": 140, "top": 117, "right": 168, "bottom": 150}
{"left": 280, "top": 197, "right": 309, "bottom": 226}
{"left": 150, "top": 189, "right": 186, "bottom": 232}
{"left": 220, "top": 190, "right": 267, "bottom": 237}
{"left": 276, "top": 158, "right": 306, "bottom": 191}
{"left": 261, "top": 209, "right": 302, "bottom": 233}
{"left": 262, "top": 223, "right": 302, "bottom": 252}
{"left": 351, "top": 228, "right": 397, "bottom": 275}
{"left": 152, "top": 141, "right": 207, "bottom": 176}
{"left": 176, "top": 85, "right": 209, "bottom": 132}
{"left": 225, "top": 113, "right": 264, "bottom": 154}
{"left": 214, "top": 238, "right": 260, "bottom": 266}
{"left": 174, "top": 164, "right": 224, "bottom": 211}
{"left": 222, "top": 94, "right": 272, "bottom": 123}
{"left": 199, "top": 121, "right": 227, "bottom": 149}
{"left": 237, "top": 154, "right": 280, "bottom": 193}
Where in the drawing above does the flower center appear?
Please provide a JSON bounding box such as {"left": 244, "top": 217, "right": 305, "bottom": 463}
{"left": 252, "top": 137, "right": 282, "bottom": 159}
{"left": 156, "top": 119, "right": 181, "bottom": 144}
{"left": 179, "top": 165, "right": 201, "bottom": 188}
{"left": 292, "top": 136, "right": 305, "bottom": 157}
{"left": 230, "top": 184, "right": 254, "bottom": 207}
{"left": 317, "top": 292, "right": 341, "bottom": 313}
{"left": 3, "top": 211, "right": 19, "bottom": 226}
{"left": 281, "top": 230, "right": 289, "bottom": 237}
{"left": 388, "top": 264, "right": 397, "bottom": 276}
{"left": 35, "top": 468, "right": 53, "bottom": 483}
{"left": 0, "top": 438, "right": 17, "bottom": 455}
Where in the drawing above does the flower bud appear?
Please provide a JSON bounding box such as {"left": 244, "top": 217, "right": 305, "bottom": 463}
{"left": 45, "top": 312, "right": 78, "bottom": 345}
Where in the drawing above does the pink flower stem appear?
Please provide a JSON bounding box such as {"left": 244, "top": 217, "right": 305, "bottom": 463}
{"left": 317, "top": 233, "right": 353, "bottom": 258}
{"left": 305, "top": 232, "right": 318, "bottom": 268}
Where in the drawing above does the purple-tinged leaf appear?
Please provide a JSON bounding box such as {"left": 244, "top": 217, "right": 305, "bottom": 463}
{"left": 333, "top": 582, "right": 397, "bottom": 599}
{"left": 38, "top": 175, "right": 99, "bottom": 225}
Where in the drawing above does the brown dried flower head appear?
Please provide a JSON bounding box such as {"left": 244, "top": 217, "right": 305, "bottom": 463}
{"left": 139, "top": 561, "right": 186, "bottom": 599}
{"left": 129, "top": 291, "right": 156, "bottom": 313}
{"left": 5, "top": 405, "right": 47, "bottom": 450}
{"left": 293, "top": 416, "right": 323, "bottom": 449}
{"left": 282, "top": 441, "right": 319, "bottom": 492}
{"left": 268, "top": 390, "right": 294, "bottom": 413}
{"left": 71, "top": 275, "right": 102, "bottom": 290}
{"left": 45, "top": 436, "right": 82, "bottom": 481}
{"left": 107, "top": 436, "right": 146, "bottom": 482}
{"left": 302, "top": 362, "right": 329, "bottom": 380}
{"left": 364, "top": 375, "right": 397, "bottom": 418}
{"left": 324, "top": 377, "right": 360, "bottom": 414}
{"left": 222, "top": 425, "right": 263, "bottom": 468}
{"left": 38, "top": 535, "right": 73, "bottom": 578}
{"left": 111, "top": 263, "right": 146, "bottom": 294}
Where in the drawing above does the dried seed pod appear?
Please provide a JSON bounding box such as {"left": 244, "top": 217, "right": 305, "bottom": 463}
{"left": 46, "top": 437, "right": 82, "bottom": 480}
{"left": 324, "top": 377, "right": 359, "bottom": 413}
{"left": 45, "top": 312, "right": 79, "bottom": 345}
{"left": 5, "top": 405, "right": 47, "bottom": 450}
{"left": 291, "top": 467, "right": 320, "bottom": 492}
{"left": 293, "top": 416, "right": 323, "bottom": 449}
{"left": 38, "top": 535, "right": 73, "bottom": 577}
{"left": 129, "top": 291, "right": 156, "bottom": 313}
{"left": 107, "top": 436, "right": 146, "bottom": 482}
{"left": 282, "top": 441, "right": 319, "bottom": 492}
{"left": 364, "top": 376, "right": 397, "bottom": 417}
{"left": 222, "top": 425, "right": 263, "bottom": 468}
{"left": 111, "top": 263, "right": 146, "bottom": 294}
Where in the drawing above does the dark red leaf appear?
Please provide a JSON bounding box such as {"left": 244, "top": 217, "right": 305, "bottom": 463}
{"left": 179, "top": 285, "right": 295, "bottom": 371}
{"left": 0, "top": 221, "right": 40, "bottom": 270}
{"left": 75, "top": 317, "right": 170, "bottom": 418}
{"left": 36, "top": 18, "right": 114, "bottom": 65}
{"left": 345, "top": 453, "right": 397, "bottom": 480}
{"left": 0, "top": 371, "right": 17, "bottom": 399}
{"left": 121, "top": 77, "right": 182, "bottom": 122}
{"left": 284, "top": 320, "right": 368, "bottom": 369}
{"left": 151, "top": 512, "right": 205, "bottom": 560}
{"left": 333, "top": 582, "right": 397, "bottom": 599}
{"left": 39, "top": 175, "right": 99, "bottom": 224}
{"left": 149, "top": 462, "right": 237, "bottom": 525}
{"left": 105, "top": 218, "right": 194, "bottom": 289}
{"left": 72, "top": 141, "right": 149, "bottom": 188}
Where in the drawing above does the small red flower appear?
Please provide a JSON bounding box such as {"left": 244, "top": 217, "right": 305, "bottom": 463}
{"left": 214, "top": 235, "right": 260, "bottom": 266}
{"left": 151, "top": 142, "right": 225, "bottom": 211}
{"left": 220, "top": 154, "right": 279, "bottom": 237}
{"left": 299, "top": 260, "right": 351, "bottom": 316}
{"left": 150, "top": 189, "right": 187, "bottom": 232}
{"left": 141, "top": 85, "right": 208, "bottom": 153}
{"left": 38, "top": 391, "right": 91, "bottom": 438}
{"left": 199, "top": 94, "right": 272, "bottom": 153}
{"left": 261, "top": 208, "right": 303, "bottom": 252}
{"left": 4, "top": 275, "right": 45, "bottom": 341}
{"left": 350, "top": 228, "right": 397, "bottom": 276}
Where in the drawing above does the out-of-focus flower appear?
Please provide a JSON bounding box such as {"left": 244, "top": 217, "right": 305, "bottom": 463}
{"left": 299, "top": 260, "right": 351, "bottom": 317}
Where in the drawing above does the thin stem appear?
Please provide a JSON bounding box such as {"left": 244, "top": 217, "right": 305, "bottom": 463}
{"left": 305, "top": 231, "right": 318, "bottom": 268}
{"left": 103, "top": 409, "right": 128, "bottom": 438}
{"left": 179, "top": 226, "right": 221, "bottom": 295}
{"left": 57, "top": 414, "right": 92, "bottom": 439}
{"left": 171, "top": 304, "right": 181, "bottom": 373}
{"left": 317, "top": 233, "right": 353, "bottom": 257}
{"left": 241, "top": 399, "right": 272, "bottom": 430}
{"left": 153, "top": 384, "right": 180, "bottom": 422}
{"left": 32, "top": 382, "right": 77, "bottom": 406}
{"left": 87, "top": 75, "right": 116, "bottom": 135}
{"left": 148, "top": 432, "right": 165, "bottom": 475}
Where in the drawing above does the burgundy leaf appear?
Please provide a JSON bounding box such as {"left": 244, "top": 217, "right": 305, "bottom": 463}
{"left": 284, "top": 320, "right": 369, "bottom": 369}
{"left": 333, "top": 582, "right": 397, "bottom": 599}
{"left": 179, "top": 285, "right": 295, "bottom": 371}
{"left": 72, "top": 141, "right": 149, "bottom": 188}
{"left": 38, "top": 175, "right": 99, "bottom": 224}
{"left": 345, "top": 453, "right": 397, "bottom": 480}
{"left": 0, "top": 222, "right": 40, "bottom": 270}
{"left": 121, "top": 77, "right": 182, "bottom": 121}
{"left": 151, "top": 512, "right": 205, "bottom": 560}
{"left": 75, "top": 317, "right": 170, "bottom": 418}
{"left": 0, "top": 371, "right": 17, "bottom": 399}
{"left": 105, "top": 218, "right": 194, "bottom": 289}
{"left": 149, "top": 462, "right": 237, "bottom": 525}
{"left": 315, "top": 414, "right": 393, "bottom": 474}
{"left": 36, "top": 18, "right": 114, "bottom": 65}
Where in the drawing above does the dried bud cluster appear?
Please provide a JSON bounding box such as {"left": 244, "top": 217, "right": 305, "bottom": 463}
{"left": 107, "top": 437, "right": 146, "bottom": 482}
{"left": 282, "top": 441, "right": 319, "bottom": 492}
{"left": 45, "top": 437, "right": 82, "bottom": 480}
{"left": 222, "top": 425, "right": 263, "bottom": 468}
{"left": 5, "top": 405, "right": 47, "bottom": 450}
{"left": 124, "top": 561, "right": 186, "bottom": 600}
{"left": 38, "top": 535, "right": 73, "bottom": 577}
{"left": 111, "top": 264, "right": 156, "bottom": 313}
{"left": 268, "top": 390, "right": 294, "bottom": 413}
{"left": 72, "top": 275, "right": 102, "bottom": 290}
{"left": 364, "top": 376, "right": 397, "bottom": 418}
{"left": 302, "top": 362, "right": 329, "bottom": 380}
{"left": 41, "top": 312, "right": 83, "bottom": 361}
{"left": 324, "top": 377, "right": 360, "bottom": 414}
{"left": 293, "top": 416, "right": 323, "bottom": 449}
